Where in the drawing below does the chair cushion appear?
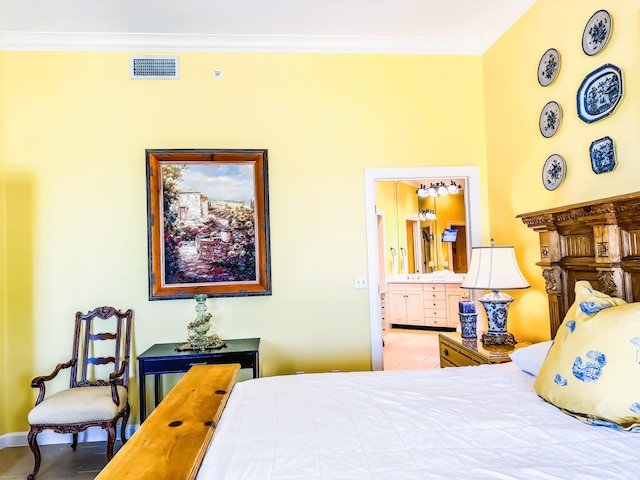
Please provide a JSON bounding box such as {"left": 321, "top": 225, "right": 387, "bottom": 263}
{"left": 28, "top": 385, "right": 127, "bottom": 425}
{"left": 534, "top": 281, "right": 640, "bottom": 430}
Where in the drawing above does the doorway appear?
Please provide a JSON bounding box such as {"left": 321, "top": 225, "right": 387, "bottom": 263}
{"left": 364, "top": 166, "right": 482, "bottom": 370}
{"left": 447, "top": 224, "right": 468, "bottom": 273}
{"left": 405, "top": 218, "right": 421, "bottom": 273}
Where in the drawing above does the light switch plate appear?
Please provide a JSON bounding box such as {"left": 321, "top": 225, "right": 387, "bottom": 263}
{"left": 354, "top": 276, "right": 368, "bottom": 289}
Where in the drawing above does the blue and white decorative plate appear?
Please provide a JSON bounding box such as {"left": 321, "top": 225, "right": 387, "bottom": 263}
{"left": 539, "top": 101, "right": 562, "bottom": 138}
{"left": 590, "top": 136, "right": 616, "bottom": 174}
{"left": 537, "top": 48, "right": 561, "bottom": 87}
{"left": 582, "top": 10, "right": 612, "bottom": 56}
{"left": 576, "top": 64, "right": 623, "bottom": 124}
{"left": 542, "top": 154, "right": 566, "bottom": 191}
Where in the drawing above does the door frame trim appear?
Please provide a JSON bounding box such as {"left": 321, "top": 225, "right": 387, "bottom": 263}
{"left": 364, "top": 166, "right": 483, "bottom": 370}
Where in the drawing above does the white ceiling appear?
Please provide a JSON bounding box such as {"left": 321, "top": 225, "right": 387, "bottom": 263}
{"left": 0, "top": 0, "right": 537, "bottom": 54}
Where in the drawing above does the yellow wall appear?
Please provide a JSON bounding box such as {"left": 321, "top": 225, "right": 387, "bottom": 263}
{"left": 0, "top": 52, "right": 487, "bottom": 433}
{"left": 6, "top": 0, "right": 639, "bottom": 438}
{"left": 484, "top": 0, "right": 640, "bottom": 341}
{"left": 0, "top": 50, "right": 8, "bottom": 434}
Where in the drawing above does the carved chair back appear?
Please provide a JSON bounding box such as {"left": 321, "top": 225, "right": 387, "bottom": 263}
{"left": 69, "top": 306, "right": 132, "bottom": 390}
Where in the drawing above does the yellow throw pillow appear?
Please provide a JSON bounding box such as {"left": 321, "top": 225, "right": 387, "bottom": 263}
{"left": 534, "top": 281, "right": 640, "bottom": 430}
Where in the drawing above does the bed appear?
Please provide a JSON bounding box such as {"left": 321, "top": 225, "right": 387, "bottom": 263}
{"left": 100, "top": 193, "right": 640, "bottom": 479}
{"left": 193, "top": 192, "right": 640, "bottom": 479}
{"left": 196, "top": 361, "right": 640, "bottom": 479}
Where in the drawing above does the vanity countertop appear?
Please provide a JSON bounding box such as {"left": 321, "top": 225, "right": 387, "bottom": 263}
{"left": 387, "top": 272, "right": 465, "bottom": 284}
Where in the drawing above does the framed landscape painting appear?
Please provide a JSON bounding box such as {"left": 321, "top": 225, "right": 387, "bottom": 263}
{"left": 146, "top": 149, "right": 271, "bottom": 300}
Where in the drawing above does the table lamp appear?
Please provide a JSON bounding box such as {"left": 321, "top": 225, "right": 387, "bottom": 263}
{"left": 461, "top": 243, "right": 530, "bottom": 346}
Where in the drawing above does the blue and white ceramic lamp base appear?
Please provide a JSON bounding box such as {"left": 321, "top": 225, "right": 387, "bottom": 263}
{"left": 478, "top": 292, "right": 516, "bottom": 346}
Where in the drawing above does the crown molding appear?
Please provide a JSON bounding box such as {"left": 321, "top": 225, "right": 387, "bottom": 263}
{"left": 0, "top": 31, "right": 484, "bottom": 55}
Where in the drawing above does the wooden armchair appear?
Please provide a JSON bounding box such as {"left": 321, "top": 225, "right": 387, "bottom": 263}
{"left": 26, "top": 306, "right": 133, "bottom": 480}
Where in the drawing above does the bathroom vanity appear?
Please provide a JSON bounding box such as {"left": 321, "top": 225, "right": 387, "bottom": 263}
{"left": 386, "top": 273, "right": 470, "bottom": 329}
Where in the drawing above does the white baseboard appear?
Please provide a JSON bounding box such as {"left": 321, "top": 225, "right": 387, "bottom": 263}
{"left": 0, "top": 424, "right": 139, "bottom": 450}
{"left": 0, "top": 432, "right": 26, "bottom": 449}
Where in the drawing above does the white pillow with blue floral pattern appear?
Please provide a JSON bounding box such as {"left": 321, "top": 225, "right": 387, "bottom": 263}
{"left": 534, "top": 280, "right": 640, "bottom": 430}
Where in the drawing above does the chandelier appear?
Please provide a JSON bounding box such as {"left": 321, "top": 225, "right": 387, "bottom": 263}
{"left": 416, "top": 181, "right": 461, "bottom": 198}
{"left": 419, "top": 208, "right": 436, "bottom": 221}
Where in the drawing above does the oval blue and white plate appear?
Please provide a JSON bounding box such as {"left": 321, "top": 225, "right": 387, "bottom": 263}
{"left": 539, "top": 101, "right": 562, "bottom": 138}
{"left": 542, "top": 154, "right": 566, "bottom": 191}
{"left": 576, "top": 64, "right": 623, "bottom": 124}
{"left": 537, "top": 48, "right": 561, "bottom": 87}
{"left": 582, "top": 10, "right": 612, "bottom": 56}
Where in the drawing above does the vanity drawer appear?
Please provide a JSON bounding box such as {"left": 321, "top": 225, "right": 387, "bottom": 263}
{"left": 424, "top": 299, "right": 447, "bottom": 310}
{"left": 424, "top": 316, "right": 447, "bottom": 328}
{"left": 423, "top": 283, "right": 445, "bottom": 293}
{"left": 423, "top": 290, "right": 445, "bottom": 301}
{"left": 424, "top": 307, "right": 447, "bottom": 328}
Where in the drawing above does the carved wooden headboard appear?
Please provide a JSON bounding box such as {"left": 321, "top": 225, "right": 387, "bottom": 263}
{"left": 518, "top": 192, "right": 640, "bottom": 339}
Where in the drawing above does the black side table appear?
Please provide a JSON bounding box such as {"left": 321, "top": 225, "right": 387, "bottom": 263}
{"left": 137, "top": 337, "right": 260, "bottom": 421}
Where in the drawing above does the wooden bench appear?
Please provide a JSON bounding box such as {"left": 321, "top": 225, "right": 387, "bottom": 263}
{"left": 96, "top": 363, "right": 240, "bottom": 480}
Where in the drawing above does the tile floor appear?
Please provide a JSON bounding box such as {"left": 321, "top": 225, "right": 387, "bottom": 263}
{"left": 0, "top": 441, "right": 116, "bottom": 480}
{"left": 383, "top": 327, "right": 443, "bottom": 370}
{"left": 1, "top": 328, "right": 441, "bottom": 479}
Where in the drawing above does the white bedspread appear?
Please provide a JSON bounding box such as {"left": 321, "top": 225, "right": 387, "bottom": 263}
{"left": 196, "top": 364, "right": 640, "bottom": 479}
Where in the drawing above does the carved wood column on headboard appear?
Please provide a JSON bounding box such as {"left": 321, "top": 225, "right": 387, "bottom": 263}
{"left": 517, "top": 192, "right": 640, "bottom": 338}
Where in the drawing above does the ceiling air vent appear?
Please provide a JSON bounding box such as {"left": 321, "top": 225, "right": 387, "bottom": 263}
{"left": 130, "top": 56, "right": 179, "bottom": 79}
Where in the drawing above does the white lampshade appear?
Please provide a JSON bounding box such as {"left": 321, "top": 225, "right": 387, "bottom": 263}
{"left": 461, "top": 246, "right": 530, "bottom": 291}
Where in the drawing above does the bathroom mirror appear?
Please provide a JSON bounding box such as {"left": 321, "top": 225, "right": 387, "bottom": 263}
{"left": 375, "top": 178, "right": 468, "bottom": 275}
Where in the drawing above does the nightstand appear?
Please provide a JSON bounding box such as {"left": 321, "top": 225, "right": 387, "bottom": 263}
{"left": 439, "top": 331, "right": 530, "bottom": 367}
